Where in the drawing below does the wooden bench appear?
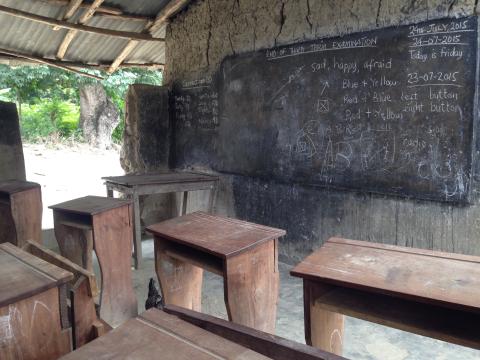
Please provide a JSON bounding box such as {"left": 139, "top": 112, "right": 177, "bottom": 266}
{"left": 50, "top": 196, "right": 137, "bottom": 327}
{"left": 0, "top": 242, "right": 72, "bottom": 360}
{"left": 59, "top": 307, "right": 345, "bottom": 360}
{"left": 291, "top": 237, "right": 480, "bottom": 356}
{"left": 0, "top": 180, "right": 42, "bottom": 247}
{"left": 103, "top": 171, "right": 219, "bottom": 269}
{"left": 146, "top": 212, "right": 286, "bottom": 333}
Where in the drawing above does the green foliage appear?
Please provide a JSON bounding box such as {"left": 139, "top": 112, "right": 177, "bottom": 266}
{"left": 0, "top": 65, "right": 163, "bottom": 143}
{"left": 20, "top": 101, "right": 81, "bottom": 141}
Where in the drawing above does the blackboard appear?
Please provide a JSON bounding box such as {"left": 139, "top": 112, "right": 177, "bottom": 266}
{"left": 173, "top": 16, "right": 479, "bottom": 203}
{"left": 172, "top": 76, "right": 219, "bottom": 166}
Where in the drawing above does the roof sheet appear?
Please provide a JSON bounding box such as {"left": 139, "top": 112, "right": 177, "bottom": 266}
{"left": 0, "top": 0, "right": 181, "bottom": 70}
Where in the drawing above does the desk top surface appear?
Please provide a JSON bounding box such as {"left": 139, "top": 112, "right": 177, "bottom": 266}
{"left": 102, "top": 171, "right": 219, "bottom": 187}
{"left": 147, "top": 212, "right": 286, "bottom": 259}
{"left": 0, "top": 243, "right": 73, "bottom": 307}
{"left": 49, "top": 196, "right": 131, "bottom": 215}
{"left": 291, "top": 238, "right": 480, "bottom": 313}
{"left": 60, "top": 309, "right": 270, "bottom": 360}
{"left": 0, "top": 180, "right": 40, "bottom": 196}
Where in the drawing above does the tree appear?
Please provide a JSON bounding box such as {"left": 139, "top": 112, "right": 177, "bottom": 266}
{"left": 0, "top": 65, "right": 162, "bottom": 143}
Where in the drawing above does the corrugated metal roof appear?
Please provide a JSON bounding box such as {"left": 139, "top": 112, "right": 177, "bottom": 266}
{"left": 0, "top": 0, "right": 182, "bottom": 71}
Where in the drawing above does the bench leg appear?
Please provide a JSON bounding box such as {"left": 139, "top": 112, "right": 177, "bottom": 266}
{"left": 224, "top": 239, "right": 279, "bottom": 333}
{"left": 154, "top": 237, "right": 203, "bottom": 311}
{"left": 304, "top": 280, "right": 344, "bottom": 355}
{"left": 92, "top": 206, "right": 138, "bottom": 327}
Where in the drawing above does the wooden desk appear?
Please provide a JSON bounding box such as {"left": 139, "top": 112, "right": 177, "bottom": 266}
{"left": 0, "top": 180, "right": 42, "bottom": 247}
{"left": 291, "top": 237, "right": 480, "bottom": 355}
{"left": 147, "top": 212, "right": 286, "bottom": 333}
{"left": 59, "top": 307, "right": 345, "bottom": 360}
{"left": 0, "top": 243, "right": 73, "bottom": 360}
{"left": 50, "top": 196, "right": 137, "bottom": 327}
{"left": 102, "top": 171, "right": 219, "bottom": 269}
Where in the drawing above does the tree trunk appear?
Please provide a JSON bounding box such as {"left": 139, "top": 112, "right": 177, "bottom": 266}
{"left": 79, "top": 84, "right": 120, "bottom": 148}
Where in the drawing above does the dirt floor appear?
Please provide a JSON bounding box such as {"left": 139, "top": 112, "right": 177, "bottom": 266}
{"left": 23, "top": 143, "right": 480, "bottom": 360}
{"left": 24, "top": 143, "right": 123, "bottom": 230}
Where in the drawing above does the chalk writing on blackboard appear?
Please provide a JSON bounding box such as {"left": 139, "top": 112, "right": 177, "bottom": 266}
{"left": 218, "top": 16, "right": 477, "bottom": 203}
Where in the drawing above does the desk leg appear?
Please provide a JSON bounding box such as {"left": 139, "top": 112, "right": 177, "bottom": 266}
{"left": 181, "top": 191, "right": 188, "bottom": 215}
{"left": 54, "top": 212, "right": 93, "bottom": 271}
{"left": 224, "top": 239, "right": 279, "bottom": 333}
{"left": 92, "top": 206, "right": 138, "bottom": 328}
{"left": 132, "top": 192, "right": 142, "bottom": 269}
{"left": 154, "top": 237, "right": 203, "bottom": 311}
{"left": 208, "top": 181, "right": 218, "bottom": 214}
{"left": 303, "top": 280, "right": 344, "bottom": 355}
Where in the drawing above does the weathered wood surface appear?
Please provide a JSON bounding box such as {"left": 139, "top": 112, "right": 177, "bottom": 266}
{"left": 0, "top": 180, "right": 42, "bottom": 246}
{"left": 155, "top": 237, "right": 204, "bottom": 312}
{"left": 147, "top": 211, "right": 285, "bottom": 258}
{"left": 104, "top": 171, "right": 219, "bottom": 269}
{"left": 0, "top": 243, "right": 73, "bottom": 360}
{"left": 51, "top": 197, "right": 137, "bottom": 327}
{"left": 54, "top": 212, "right": 94, "bottom": 270}
{"left": 303, "top": 281, "right": 344, "bottom": 355}
{"left": 0, "top": 180, "right": 40, "bottom": 195}
{"left": 164, "top": 305, "right": 347, "bottom": 360}
{"left": 50, "top": 195, "right": 131, "bottom": 216}
{"left": 292, "top": 237, "right": 480, "bottom": 354}
{"left": 23, "top": 240, "right": 105, "bottom": 348}
{"left": 150, "top": 212, "right": 284, "bottom": 333}
{"left": 0, "top": 243, "right": 73, "bottom": 307}
{"left": 102, "top": 171, "right": 219, "bottom": 187}
{"left": 224, "top": 240, "right": 279, "bottom": 333}
{"left": 0, "top": 287, "right": 72, "bottom": 360}
{"left": 92, "top": 206, "right": 138, "bottom": 327}
{"left": 291, "top": 237, "right": 480, "bottom": 312}
{"left": 59, "top": 309, "right": 270, "bottom": 359}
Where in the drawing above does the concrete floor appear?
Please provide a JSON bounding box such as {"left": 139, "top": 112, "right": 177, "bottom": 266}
{"left": 128, "top": 239, "right": 480, "bottom": 360}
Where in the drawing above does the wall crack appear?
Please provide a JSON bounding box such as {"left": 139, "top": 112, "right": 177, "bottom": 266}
{"left": 275, "top": 1, "right": 286, "bottom": 46}
{"left": 206, "top": 0, "right": 213, "bottom": 67}
{"left": 306, "top": 0, "right": 313, "bottom": 32}
{"left": 376, "top": 0, "right": 382, "bottom": 27}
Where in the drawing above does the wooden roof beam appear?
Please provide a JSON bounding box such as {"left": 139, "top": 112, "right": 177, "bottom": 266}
{"left": 0, "top": 5, "right": 165, "bottom": 42}
{"left": 0, "top": 47, "right": 103, "bottom": 80}
{"left": 0, "top": 54, "right": 165, "bottom": 70}
{"left": 53, "top": 0, "right": 83, "bottom": 30}
{"left": 36, "top": 0, "right": 154, "bottom": 21}
{"left": 36, "top": 0, "right": 121, "bottom": 15}
{"left": 56, "top": 0, "right": 104, "bottom": 59}
{"left": 107, "top": 0, "right": 191, "bottom": 74}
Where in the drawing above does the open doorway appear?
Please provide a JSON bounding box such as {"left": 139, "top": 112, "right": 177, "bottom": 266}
{"left": 0, "top": 64, "right": 162, "bottom": 246}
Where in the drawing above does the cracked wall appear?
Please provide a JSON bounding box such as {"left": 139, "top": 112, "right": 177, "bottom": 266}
{"left": 165, "top": 0, "right": 477, "bottom": 82}
{"left": 162, "top": 0, "right": 480, "bottom": 263}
